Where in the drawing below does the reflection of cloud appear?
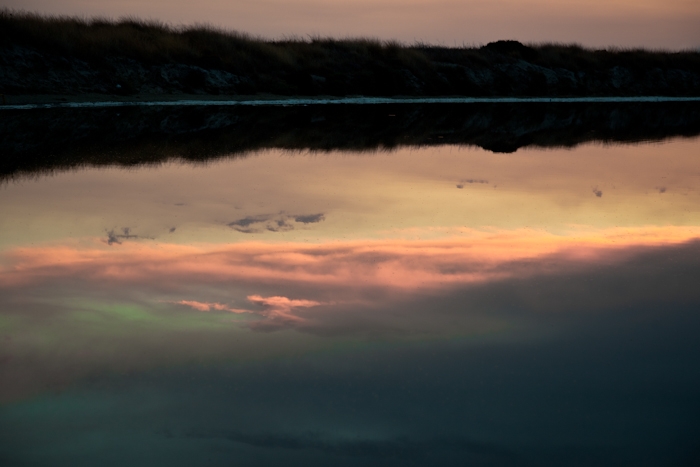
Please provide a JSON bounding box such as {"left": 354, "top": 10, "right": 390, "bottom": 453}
{"left": 294, "top": 213, "right": 325, "bottom": 224}
{"left": 2, "top": 236, "right": 700, "bottom": 402}
{"left": 267, "top": 218, "right": 294, "bottom": 233}
{"left": 457, "top": 178, "right": 489, "bottom": 188}
{"left": 248, "top": 294, "right": 321, "bottom": 325}
{"left": 174, "top": 295, "right": 322, "bottom": 327}
{"left": 173, "top": 300, "right": 250, "bottom": 313}
{"left": 4, "top": 226, "right": 700, "bottom": 291}
{"left": 227, "top": 215, "right": 270, "bottom": 233}
{"left": 105, "top": 227, "right": 147, "bottom": 245}
{"left": 228, "top": 213, "right": 326, "bottom": 233}
{"left": 2, "top": 224, "right": 699, "bottom": 337}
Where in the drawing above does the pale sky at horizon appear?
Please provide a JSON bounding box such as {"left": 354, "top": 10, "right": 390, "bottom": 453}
{"left": 2, "top": 0, "right": 700, "bottom": 49}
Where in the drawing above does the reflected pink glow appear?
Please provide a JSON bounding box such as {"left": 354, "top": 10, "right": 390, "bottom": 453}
{"left": 2, "top": 226, "right": 699, "bottom": 294}
{"left": 174, "top": 300, "right": 250, "bottom": 313}
{"left": 247, "top": 295, "right": 322, "bottom": 322}
{"left": 175, "top": 295, "right": 322, "bottom": 323}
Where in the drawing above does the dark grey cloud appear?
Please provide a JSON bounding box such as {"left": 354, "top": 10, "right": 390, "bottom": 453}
{"left": 228, "top": 213, "right": 326, "bottom": 233}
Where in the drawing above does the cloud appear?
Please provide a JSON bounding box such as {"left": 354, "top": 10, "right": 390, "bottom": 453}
{"left": 228, "top": 213, "right": 325, "bottom": 233}
{"left": 592, "top": 187, "right": 603, "bottom": 198}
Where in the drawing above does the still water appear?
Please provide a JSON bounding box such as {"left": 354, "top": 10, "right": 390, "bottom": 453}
{"left": 1, "top": 108, "right": 700, "bottom": 465}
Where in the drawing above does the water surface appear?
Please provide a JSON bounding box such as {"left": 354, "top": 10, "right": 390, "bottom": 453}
{"left": 1, "top": 108, "right": 700, "bottom": 466}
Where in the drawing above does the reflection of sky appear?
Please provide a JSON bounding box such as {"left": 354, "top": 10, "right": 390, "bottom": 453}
{"left": 2, "top": 140, "right": 699, "bottom": 248}
{"left": 1, "top": 140, "right": 700, "bottom": 465}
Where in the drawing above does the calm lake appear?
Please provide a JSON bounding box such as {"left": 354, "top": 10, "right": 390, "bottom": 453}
{"left": 1, "top": 103, "right": 700, "bottom": 466}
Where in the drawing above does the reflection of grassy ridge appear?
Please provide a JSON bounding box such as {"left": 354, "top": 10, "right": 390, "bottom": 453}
{"left": 1, "top": 102, "right": 699, "bottom": 180}
{"left": 2, "top": 10, "right": 699, "bottom": 97}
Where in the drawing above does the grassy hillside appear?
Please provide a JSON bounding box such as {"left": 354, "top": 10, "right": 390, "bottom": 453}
{"left": 1, "top": 10, "right": 700, "bottom": 97}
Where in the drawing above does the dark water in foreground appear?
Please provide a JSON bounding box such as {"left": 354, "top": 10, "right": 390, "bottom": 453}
{"left": 1, "top": 104, "right": 700, "bottom": 466}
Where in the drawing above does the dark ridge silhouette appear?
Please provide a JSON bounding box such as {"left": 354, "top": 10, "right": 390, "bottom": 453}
{"left": 1, "top": 10, "right": 699, "bottom": 99}
{"left": 1, "top": 102, "right": 699, "bottom": 180}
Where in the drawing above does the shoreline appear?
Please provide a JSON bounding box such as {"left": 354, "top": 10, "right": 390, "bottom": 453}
{"left": 3, "top": 95, "right": 700, "bottom": 110}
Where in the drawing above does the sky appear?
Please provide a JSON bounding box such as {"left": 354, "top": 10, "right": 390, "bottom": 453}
{"left": 2, "top": 0, "right": 700, "bottom": 49}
